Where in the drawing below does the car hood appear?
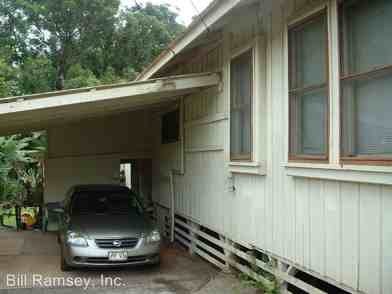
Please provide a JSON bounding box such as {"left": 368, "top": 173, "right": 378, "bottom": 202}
{"left": 70, "top": 213, "right": 154, "bottom": 239}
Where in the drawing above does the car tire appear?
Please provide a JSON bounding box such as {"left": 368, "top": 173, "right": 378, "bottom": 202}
{"left": 150, "top": 256, "right": 161, "bottom": 267}
{"left": 60, "top": 251, "right": 72, "bottom": 272}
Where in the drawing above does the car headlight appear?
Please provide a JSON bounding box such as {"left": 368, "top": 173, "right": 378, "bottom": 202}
{"left": 146, "top": 230, "right": 161, "bottom": 243}
{"left": 66, "top": 231, "right": 88, "bottom": 247}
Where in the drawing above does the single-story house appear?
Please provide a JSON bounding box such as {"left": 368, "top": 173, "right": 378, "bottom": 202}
{"left": 0, "top": 0, "right": 391, "bottom": 293}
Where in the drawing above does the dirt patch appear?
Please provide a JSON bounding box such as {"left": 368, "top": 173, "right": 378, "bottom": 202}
{"left": 0, "top": 237, "right": 24, "bottom": 255}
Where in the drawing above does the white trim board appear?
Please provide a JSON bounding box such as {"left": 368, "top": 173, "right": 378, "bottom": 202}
{"left": 286, "top": 165, "right": 392, "bottom": 186}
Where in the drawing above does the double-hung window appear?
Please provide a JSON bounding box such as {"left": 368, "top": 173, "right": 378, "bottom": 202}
{"left": 340, "top": 0, "right": 392, "bottom": 163}
{"left": 230, "top": 49, "right": 253, "bottom": 161}
{"left": 288, "top": 11, "right": 329, "bottom": 161}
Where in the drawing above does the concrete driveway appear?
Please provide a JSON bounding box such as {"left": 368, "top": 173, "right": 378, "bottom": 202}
{"left": 0, "top": 231, "right": 257, "bottom": 294}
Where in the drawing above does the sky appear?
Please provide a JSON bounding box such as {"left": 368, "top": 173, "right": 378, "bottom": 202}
{"left": 120, "top": 0, "right": 214, "bottom": 26}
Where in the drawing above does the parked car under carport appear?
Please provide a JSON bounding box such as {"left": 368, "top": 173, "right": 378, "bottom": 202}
{"left": 58, "top": 184, "right": 161, "bottom": 271}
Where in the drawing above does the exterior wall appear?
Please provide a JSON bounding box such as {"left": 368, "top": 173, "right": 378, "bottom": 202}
{"left": 44, "top": 110, "right": 152, "bottom": 203}
{"left": 151, "top": 104, "right": 183, "bottom": 208}
{"left": 151, "top": 1, "right": 392, "bottom": 293}
{"left": 47, "top": 109, "right": 152, "bottom": 158}
{"left": 44, "top": 155, "right": 120, "bottom": 203}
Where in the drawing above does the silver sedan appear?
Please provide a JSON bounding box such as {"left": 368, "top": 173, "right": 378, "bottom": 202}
{"left": 58, "top": 185, "right": 161, "bottom": 271}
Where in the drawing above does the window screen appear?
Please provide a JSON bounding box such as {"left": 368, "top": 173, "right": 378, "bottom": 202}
{"left": 289, "top": 11, "right": 328, "bottom": 158}
{"left": 340, "top": 0, "right": 392, "bottom": 158}
{"left": 230, "top": 50, "right": 253, "bottom": 161}
{"left": 161, "top": 109, "right": 179, "bottom": 144}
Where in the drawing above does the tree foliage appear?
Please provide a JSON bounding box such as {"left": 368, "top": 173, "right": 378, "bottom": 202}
{"left": 20, "top": 0, "right": 121, "bottom": 89}
{"left": 0, "top": 0, "right": 184, "bottom": 94}
{"left": 0, "top": 133, "right": 46, "bottom": 206}
{"left": 111, "top": 3, "right": 184, "bottom": 75}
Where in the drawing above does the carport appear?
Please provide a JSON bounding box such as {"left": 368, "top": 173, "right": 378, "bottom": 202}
{"left": 0, "top": 73, "right": 219, "bottom": 135}
{"left": 0, "top": 72, "right": 219, "bottom": 204}
{"left": 0, "top": 72, "right": 229, "bottom": 292}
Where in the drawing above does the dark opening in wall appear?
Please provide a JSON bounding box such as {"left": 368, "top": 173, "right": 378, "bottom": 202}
{"left": 288, "top": 270, "right": 351, "bottom": 294}
{"left": 161, "top": 109, "right": 179, "bottom": 144}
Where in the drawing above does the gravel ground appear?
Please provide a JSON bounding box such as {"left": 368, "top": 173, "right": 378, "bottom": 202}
{"left": 193, "top": 272, "right": 260, "bottom": 294}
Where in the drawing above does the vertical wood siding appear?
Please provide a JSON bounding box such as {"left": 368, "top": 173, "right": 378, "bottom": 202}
{"left": 151, "top": 1, "right": 392, "bottom": 293}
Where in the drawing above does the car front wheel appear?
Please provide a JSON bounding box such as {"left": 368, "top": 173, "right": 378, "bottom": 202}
{"left": 60, "top": 250, "right": 72, "bottom": 272}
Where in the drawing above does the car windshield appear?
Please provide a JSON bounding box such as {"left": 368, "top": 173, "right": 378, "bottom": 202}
{"left": 71, "top": 191, "right": 143, "bottom": 215}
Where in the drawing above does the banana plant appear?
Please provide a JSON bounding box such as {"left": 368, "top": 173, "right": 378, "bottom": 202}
{"left": 0, "top": 132, "right": 46, "bottom": 208}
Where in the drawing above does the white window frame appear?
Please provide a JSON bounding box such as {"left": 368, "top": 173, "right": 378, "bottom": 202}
{"left": 284, "top": 0, "right": 392, "bottom": 185}
{"left": 227, "top": 35, "right": 267, "bottom": 175}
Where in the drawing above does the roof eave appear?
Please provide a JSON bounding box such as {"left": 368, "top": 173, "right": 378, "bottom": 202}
{"left": 136, "top": 0, "right": 244, "bottom": 81}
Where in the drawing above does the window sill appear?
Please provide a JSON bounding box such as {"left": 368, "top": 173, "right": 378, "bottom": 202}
{"left": 229, "top": 161, "right": 266, "bottom": 176}
{"left": 285, "top": 162, "right": 392, "bottom": 185}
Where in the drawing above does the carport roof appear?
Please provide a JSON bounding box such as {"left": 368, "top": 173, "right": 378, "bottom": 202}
{"left": 0, "top": 72, "right": 220, "bottom": 135}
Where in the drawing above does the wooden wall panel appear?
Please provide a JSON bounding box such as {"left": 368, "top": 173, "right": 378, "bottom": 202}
{"left": 324, "top": 181, "right": 341, "bottom": 282}
{"left": 150, "top": 1, "right": 392, "bottom": 293}
{"left": 185, "top": 121, "right": 225, "bottom": 151}
{"left": 294, "top": 178, "right": 309, "bottom": 267}
{"left": 382, "top": 186, "right": 392, "bottom": 294}
{"left": 309, "top": 179, "right": 325, "bottom": 276}
{"left": 340, "top": 182, "right": 359, "bottom": 289}
{"left": 359, "top": 184, "right": 381, "bottom": 294}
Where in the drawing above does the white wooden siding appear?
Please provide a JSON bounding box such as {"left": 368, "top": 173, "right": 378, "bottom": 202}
{"left": 45, "top": 155, "right": 120, "bottom": 202}
{"left": 151, "top": 0, "right": 392, "bottom": 293}
{"left": 48, "top": 110, "right": 152, "bottom": 158}
{"left": 45, "top": 110, "right": 153, "bottom": 203}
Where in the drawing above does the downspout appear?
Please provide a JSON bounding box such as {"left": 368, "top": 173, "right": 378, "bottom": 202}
{"left": 169, "top": 170, "right": 175, "bottom": 242}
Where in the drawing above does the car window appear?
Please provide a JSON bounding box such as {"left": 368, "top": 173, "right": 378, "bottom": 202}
{"left": 71, "top": 191, "right": 143, "bottom": 216}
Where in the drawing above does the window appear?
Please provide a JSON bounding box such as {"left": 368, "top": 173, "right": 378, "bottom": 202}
{"left": 230, "top": 49, "right": 253, "bottom": 161}
{"left": 288, "top": 11, "right": 329, "bottom": 160}
{"left": 71, "top": 191, "right": 142, "bottom": 216}
{"left": 340, "top": 0, "right": 392, "bottom": 162}
{"left": 161, "top": 109, "right": 179, "bottom": 144}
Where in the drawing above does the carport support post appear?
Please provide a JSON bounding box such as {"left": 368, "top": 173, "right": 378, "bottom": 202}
{"left": 15, "top": 206, "right": 21, "bottom": 231}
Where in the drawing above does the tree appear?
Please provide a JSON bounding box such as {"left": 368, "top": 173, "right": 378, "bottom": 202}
{"left": 0, "top": 57, "right": 19, "bottom": 97}
{"left": 19, "top": 0, "right": 120, "bottom": 89}
{"left": 100, "top": 66, "right": 123, "bottom": 85}
{"left": 111, "top": 4, "right": 184, "bottom": 77}
{"left": 0, "top": 133, "right": 46, "bottom": 206}
{"left": 0, "top": 0, "right": 29, "bottom": 64}
{"left": 18, "top": 57, "right": 56, "bottom": 94}
{"left": 64, "top": 64, "right": 100, "bottom": 89}
{"left": 135, "top": 3, "right": 184, "bottom": 37}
